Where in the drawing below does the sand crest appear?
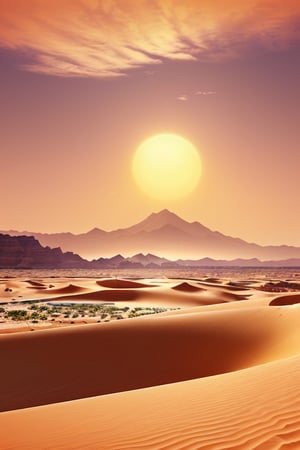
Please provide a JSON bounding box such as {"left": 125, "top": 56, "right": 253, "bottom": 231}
{"left": 172, "top": 281, "right": 205, "bottom": 292}
{"left": 43, "top": 283, "right": 88, "bottom": 295}
{"left": 96, "top": 279, "right": 155, "bottom": 289}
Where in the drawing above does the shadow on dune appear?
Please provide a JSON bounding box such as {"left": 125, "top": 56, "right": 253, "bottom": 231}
{"left": 44, "top": 284, "right": 88, "bottom": 295}
{"left": 25, "top": 280, "right": 46, "bottom": 287}
{"left": 1, "top": 307, "right": 300, "bottom": 412}
{"left": 96, "top": 279, "right": 156, "bottom": 289}
{"left": 220, "top": 291, "right": 252, "bottom": 301}
{"left": 270, "top": 294, "right": 300, "bottom": 306}
{"left": 172, "top": 282, "right": 206, "bottom": 293}
{"left": 51, "top": 289, "right": 143, "bottom": 302}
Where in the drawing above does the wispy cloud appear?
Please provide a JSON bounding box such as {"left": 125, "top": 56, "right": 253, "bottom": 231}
{"left": 177, "top": 90, "right": 216, "bottom": 101}
{"left": 177, "top": 95, "right": 188, "bottom": 101}
{"left": 0, "top": 0, "right": 299, "bottom": 78}
{"left": 195, "top": 91, "right": 217, "bottom": 96}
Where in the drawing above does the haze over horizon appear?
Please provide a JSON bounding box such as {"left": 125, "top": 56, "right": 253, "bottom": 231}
{"left": 3, "top": 209, "right": 300, "bottom": 261}
{"left": 0, "top": 206, "right": 293, "bottom": 241}
{"left": 2, "top": 208, "right": 300, "bottom": 249}
{"left": 0, "top": 0, "right": 299, "bottom": 246}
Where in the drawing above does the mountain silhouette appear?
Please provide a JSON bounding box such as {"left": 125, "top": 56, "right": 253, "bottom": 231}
{"left": 3, "top": 209, "right": 300, "bottom": 261}
{"left": 1, "top": 233, "right": 300, "bottom": 269}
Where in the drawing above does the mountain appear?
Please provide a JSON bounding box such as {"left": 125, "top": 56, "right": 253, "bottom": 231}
{"left": 2, "top": 209, "right": 300, "bottom": 261}
{"left": 128, "top": 253, "right": 170, "bottom": 266}
{"left": 0, "top": 234, "right": 89, "bottom": 269}
{"left": 0, "top": 234, "right": 299, "bottom": 269}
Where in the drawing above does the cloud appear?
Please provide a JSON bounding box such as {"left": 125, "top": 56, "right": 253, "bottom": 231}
{"left": 0, "top": 0, "right": 299, "bottom": 78}
{"left": 177, "top": 91, "right": 216, "bottom": 101}
{"left": 177, "top": 95, "right": 188, "bottom": 101}
{"left": 195, "top": 91, "right": 216, "bottom": 96}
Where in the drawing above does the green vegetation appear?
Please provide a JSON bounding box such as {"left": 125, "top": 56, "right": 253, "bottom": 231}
{"left": 0, "top": 301, "right": 178, "bottom": 326}
{"left": 7, "top": 310, "right": 29, "bottom": 321}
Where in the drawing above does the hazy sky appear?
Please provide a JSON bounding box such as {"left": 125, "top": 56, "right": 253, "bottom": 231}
{"left": 1, "top": 0, "right": 300, "bottom": 246}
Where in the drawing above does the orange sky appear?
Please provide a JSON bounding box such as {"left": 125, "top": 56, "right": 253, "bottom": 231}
{"left": 0, "top": 0, "right": 300, "bottom": 246}
{"left": 1, "top": 0, "right": 299, "bottom": 77}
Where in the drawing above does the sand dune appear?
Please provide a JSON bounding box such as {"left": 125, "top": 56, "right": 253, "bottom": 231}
{"left": 26, "top": 285, "right": 47, "bottom": 290}
{"left": 1, "top": 276, "right": 255, "bottom": 306}
{"left": 218, "top": 290, "right": 251, "bottom": 301}
{"left": 226, "top": 281, "right": 253, "bottom": 289}
{"left": 224, "top": 283, "right": 251, "bottom": 291}
{"left": 270, "top": 293, "right": 300, "bottom": 306}
{"left": 45, "top": 287, "right": 241, "bottom": 307}
{"left": 52, "top": 288, "right": 144, "bottom": 302}
{"left": 172, "top": 281, "right": 206, "bottom": 292}
{"left": 25, "top": 280, "right": 46, "bottom": 287}
{"left": 1, "top": 351, "right": 300, "bottom": 450}
{"left": 1, "top": 273, "right": 300, "bottom": 449}
{"left": 204, "top": 277, "right": 221, "bottom": 283}
{"left": 1, "top": 280, "right": 23, "bottom": 289}
{"left": 1, "top": 305, "right": 300, "bottom": 412}
{"left": 43, "top": 283, "right": 88, "bottom": 295}
{"left": 96, "top": 278, "right": 155, "bottom": 289}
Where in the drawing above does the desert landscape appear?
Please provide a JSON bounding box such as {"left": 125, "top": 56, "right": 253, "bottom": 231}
{"left": 1, "top": 269, "right": 300, "bottom": 448}
{"left": 1, "top": 0, "right": 299, "bottom": 448}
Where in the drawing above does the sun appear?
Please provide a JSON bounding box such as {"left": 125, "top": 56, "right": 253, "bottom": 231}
{"left": 132, "top": 133, "right": 202, "bottom": 201}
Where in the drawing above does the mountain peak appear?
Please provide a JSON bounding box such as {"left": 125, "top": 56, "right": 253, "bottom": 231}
{"left": 149, "top": 209, "right": 182, "bottom": 221}
{"left": 128, "top": 209, "right": 189, "bottom": 234}
{"left": 87, "top": 227, "right": 104, "bottom": 235}
{"left": 155, "top": 208, "right": 174, "bottom": 216}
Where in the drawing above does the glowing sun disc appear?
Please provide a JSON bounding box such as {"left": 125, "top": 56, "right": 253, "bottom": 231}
{"left": 132, "top": 134, "right": 202, "bottom": 201}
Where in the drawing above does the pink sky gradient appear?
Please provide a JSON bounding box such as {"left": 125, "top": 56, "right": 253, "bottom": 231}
{"left": 0, "top": 0, "right": 299, "bottom": 246}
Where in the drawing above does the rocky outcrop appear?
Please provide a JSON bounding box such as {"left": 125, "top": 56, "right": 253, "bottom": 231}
{"left": 0, "top": 234, "right": 89, "bottom": 269}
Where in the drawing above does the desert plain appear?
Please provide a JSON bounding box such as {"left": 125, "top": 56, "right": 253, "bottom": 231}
{"left": 0, "top": 268, "right": 300, "bottom": 449}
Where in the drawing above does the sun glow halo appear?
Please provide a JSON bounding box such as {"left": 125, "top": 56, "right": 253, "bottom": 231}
{"left": 132, "top": 134, "right": 202, "bottom": 201}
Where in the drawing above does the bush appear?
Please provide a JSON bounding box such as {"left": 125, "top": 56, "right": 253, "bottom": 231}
{"left": 30, "top": 312, "right": 39, "bottom": 320}
{"left": 8, "top": 310, "right": 28, "bottom": 321}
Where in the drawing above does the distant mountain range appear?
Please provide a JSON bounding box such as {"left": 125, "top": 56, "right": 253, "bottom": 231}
{"left": 2, "top": 209, "right": 300, "bottom": 261}
{"left": 1, "top": 233, "right": 300, "bottom": 270}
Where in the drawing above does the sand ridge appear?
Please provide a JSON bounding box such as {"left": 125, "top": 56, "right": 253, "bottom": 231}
{"left": 1, "top": 345, "right": 300, "bottom": 449}
{"left": 96, "top": 278, "right": 156, "bottom": 288}
{"left": 43, "top": 283, "right": 89, "bottom": 295}
{"left": 1, "top": 304, "right": 300, "bottom": 412}
{"left": 171, "top": 281, "right": 206, "bottom": 292}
